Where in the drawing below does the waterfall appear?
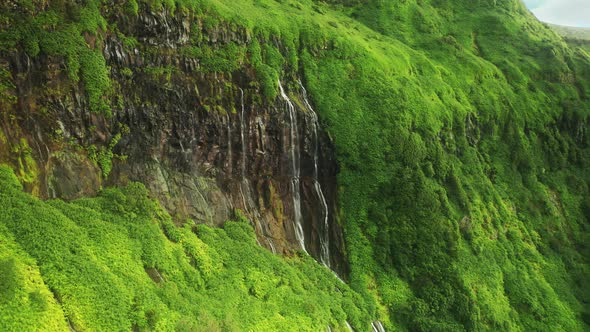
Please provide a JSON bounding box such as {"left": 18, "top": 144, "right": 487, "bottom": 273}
{"left": 278, "top": 80, "right": 306, "bottom": 252}
{"left": 372, "top": 321, "right": 386, "bottom": 332}
{"left": 238, "top": 88, "right": 258, "bottom": 245}
{"left": 345, "top": 321, "right": 355, "bottom": 332}
{"left": 214, "top": 72, "right": 222, "bottom": 95}
{"left": 238, "top": 87, "right": 250, "bottom": 218}
{"left": 239, "top": 88, "right": 247, "bottom": 178}
{"left": 226, "top": 113, "right": 232, "bottom": 175}
{"left": 299, "top": 80, "right": 331, "bottom": 267}
{"left": 267, "top": 238, "right": 277, "bottom": 254}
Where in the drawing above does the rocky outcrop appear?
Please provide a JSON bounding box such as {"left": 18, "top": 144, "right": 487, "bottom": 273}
{"left": 0, "top": 6, "right": 348, "bottom": 275}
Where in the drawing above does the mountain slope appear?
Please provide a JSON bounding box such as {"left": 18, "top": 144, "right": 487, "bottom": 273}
{"left": 0, "top": 165, "right": 367, "bottom": 331}
{"left": 0, "top": 0, "right": 588, "bottom": 331}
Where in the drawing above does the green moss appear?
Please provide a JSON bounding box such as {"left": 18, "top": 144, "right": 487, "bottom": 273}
{"left": 0, "top": 66, "right": 16, "bottom": 105}
{"left": 125, "top": 0, "right": 140, "bottom": 17}
{"left": 0, "top": 0, "right": 112, "bottom": 114}
{"left": 142, "top": 65, "right": 176, "bottom": 81}
{"left": 78, "top": 1, "right": 107, "bottom": 34}
{"left": 87, "top": 133, "right": 122, "bottom": 178}
{"left": 180, "top": 42, "right": 246, "bottom": 73}
{"left": 80, "top": 49, "right": 112, "bottom": 115}
{"left": 11, "top": 139, "right": 38, "bottom": 187}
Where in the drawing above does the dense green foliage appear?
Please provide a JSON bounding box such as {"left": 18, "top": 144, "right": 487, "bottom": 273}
{"left": 0, "top": 0, "right": 111, "bottom": 114}
{"left": 0, "top": 165, "right": 368, "bottom": 331}
{"left": 1, "top": 0, "right": 589, "bottom": 330}
{"left": 295, "top": 2, "right": 590, "bottom": 330}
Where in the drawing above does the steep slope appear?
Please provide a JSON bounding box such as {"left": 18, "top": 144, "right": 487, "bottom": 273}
{"left": 0, "top": 0, "right": 349, "bottom": 273}
{"left": 0, "top": 0, "right": 589, "bottom": 331}
{"left": 301, "top": 1, "right": 590, "bottom": 330}
{"left": 0, "top": 165, "right": 367, "bottom": 331}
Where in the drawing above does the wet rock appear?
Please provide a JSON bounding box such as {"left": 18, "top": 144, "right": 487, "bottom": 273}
{"left": 0, "top": 5, "right": 349, "bottom": 277}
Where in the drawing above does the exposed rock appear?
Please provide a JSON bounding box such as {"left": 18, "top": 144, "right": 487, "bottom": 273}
{"left": 0, "top": 6, "right": 348, "bottom": 277}
{"left": 46, "top": 150, "right": 102, "bottom": 200}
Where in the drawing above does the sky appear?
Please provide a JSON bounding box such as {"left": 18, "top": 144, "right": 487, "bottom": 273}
{"left": 523, "top": 0, "right": 590, "bottom": 27}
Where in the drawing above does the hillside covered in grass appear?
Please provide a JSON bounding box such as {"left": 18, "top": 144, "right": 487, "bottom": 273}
{"left": 0, "top": 165, "right": 367, "bottom": 331}
{"left": 0, "top": 0, "right": 589, "bottom": 331}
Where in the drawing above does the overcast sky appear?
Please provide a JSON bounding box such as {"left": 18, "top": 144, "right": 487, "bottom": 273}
{"left": 523, "top": 0, "right": 590, "bottom": 27}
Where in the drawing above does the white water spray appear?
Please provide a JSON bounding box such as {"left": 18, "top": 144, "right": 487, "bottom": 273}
{"left": 239, "top": 88, "right": 247, "bottom": 178}
{"left": 226, "top": 113, "right": 232, "bottom": 175}
{"left": 345, "top": 321, "right": 355, "bottom": 332}
{"left": 278, "top": 80, "right": 306, "bottom": 252}
{"left": 299, "top": 80, "right": 331, "bottom": 267}
{"left": 372, "top": 321, "right": 386, "bottom": 332}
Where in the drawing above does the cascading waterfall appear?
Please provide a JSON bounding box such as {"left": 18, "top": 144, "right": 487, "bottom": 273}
{"left": 213, "top": 72, "right": 222, "bottom": 95}
{"left": 345, "top": 321, "right": 355, "bottom": 332}
{"left": 278, "top": 80, "right": 306, "bottom": 252}
{"left": 372, "top": 321, "right": 386, "bottom": 332}
{"left": 226, "top": 113, "right": 232, "bottom": 174}
{"left": 239, "top": 88, "right": 247, "bottom": 178}
{"left": 237, "top": 88, "right": 256, "bottom": 239}
{"left": 300, "top": 82, "right": 378, "bottom": 329}
{"left": 299, "top": 80, "right": 331, "bottom": 267}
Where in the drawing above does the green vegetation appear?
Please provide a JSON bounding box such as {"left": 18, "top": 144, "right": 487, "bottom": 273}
{"left": 0, "top": 0, "right": 111, "bottom": 114}
{"left": 87, "top": 132, "right": 123, "bottom": 178}
{"left": 297, "top": 1, "right": 590, "bottom": 330}
{"left": 0, "top": 220, "right": 69, "bottom": 331}
{"left": 0, "top": 165, "right": 368, "bottom": 331}
{"left": 1, "top": 0, "right": 589, "bottom": 330}
{"left": 181, "top": 43, "right": 247, "bottom": 73}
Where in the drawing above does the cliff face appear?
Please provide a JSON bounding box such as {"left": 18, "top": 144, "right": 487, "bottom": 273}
{"left": 0, "top": 6, "right": 346, "bottom": 273}
{"left": 2, "top": 0, "right": 590, "bottom": 330}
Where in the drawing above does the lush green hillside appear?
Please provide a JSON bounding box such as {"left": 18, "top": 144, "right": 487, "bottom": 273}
{"left": 296, "top": 1, "right": 590, "bottom": 330}
{"left": 0, "top": 165, "right": 367, "bottom": 331}
{"left": 0, "top": 0, "right": 589, "bottom": 331}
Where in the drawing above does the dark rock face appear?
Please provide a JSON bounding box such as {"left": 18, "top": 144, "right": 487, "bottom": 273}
{"left": 46, "top": 150, "right": 102, "bottom": 200}
{"left": 0, "top": 8, "right": 348, "bottom": 275}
